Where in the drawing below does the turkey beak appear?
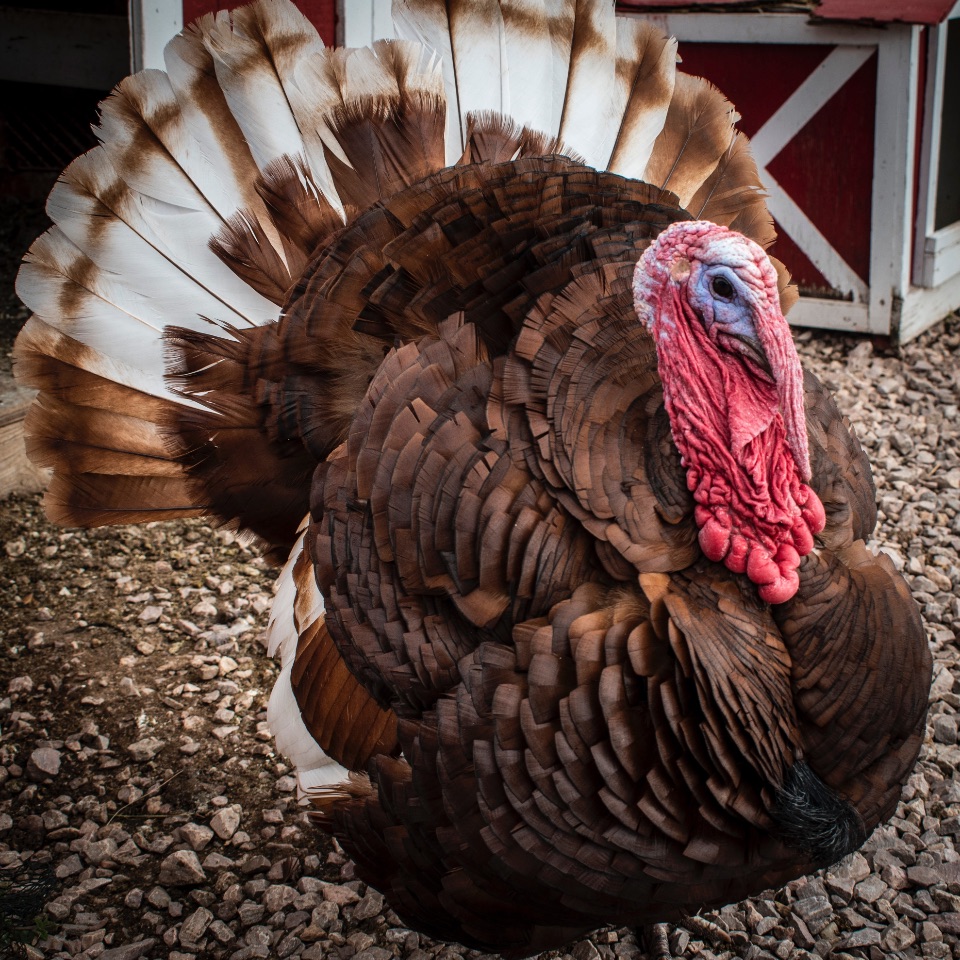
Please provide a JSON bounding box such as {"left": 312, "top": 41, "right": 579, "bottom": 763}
{"left": 730, "top": 333, "right": 773, "bottom": 378}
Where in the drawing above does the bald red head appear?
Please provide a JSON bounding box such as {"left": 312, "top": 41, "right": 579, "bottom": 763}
{"left": 633, "top": 221, "right": 825, "bottom": 603}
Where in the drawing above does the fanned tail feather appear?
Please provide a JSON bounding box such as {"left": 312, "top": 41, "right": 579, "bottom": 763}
{"left": 557, "top": 0, "right": 617, "bottom": 167}
{"left": 608, "top": 18, "right": 677, "bottom": 179}
{"left": 14, "top": 0, "right": 786, "bottom": 815}
{"left": 644, "top": 72, "right": 739, "bottom": 208}
{"left": 266, "top": 529, "right": 398, "bottom": 791}
{"left": 690, "top": 131, "right": 775, "bottom": 248}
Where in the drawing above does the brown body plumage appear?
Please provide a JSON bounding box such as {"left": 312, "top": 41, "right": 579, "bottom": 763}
{"left": 13, "top": 0, "right": 930, "bottom": 955}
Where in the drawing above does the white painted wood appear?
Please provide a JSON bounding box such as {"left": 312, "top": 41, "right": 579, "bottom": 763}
{"left": 787, "top": 297, "right": 870, "bottom": 334}
{"left": 342, "top": 0, "right": 395, "bottom": 48}
{"left": 761, "top": 171, "right": 869, "bottom": 301}
{"left": 899, "top": 272, "right": 960, "bottom": 341}
{"left": 922, "top": 221, "right": 960, "bottom": 287}
{"left": 869, "top": 25, "right": 920, "bottom": 337}
{"left": 913, "top": 21, "right": 948, "bottom": 285}
{"left": 342, "top": 0, "right": 374, "bottom": 47}
{"left": 372, "top": 0, "right": 397, "bottom": 41}
{"left": 635, "top": 12, "right": 890, "bottom": 46}
{"left": 129, "top": 0, "right": 182, "bottom": 72}
{"left": 750, "top": 46, "right": 874, "bottom": 168}
{"left": 0, "top": 7, "right": 129, "bottom": 88}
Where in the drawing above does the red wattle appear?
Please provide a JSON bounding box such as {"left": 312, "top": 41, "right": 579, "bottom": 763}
{"left": 758, "top": 568, "right": 800, "bottom": 605}
{"left": 800, "top": 485, "right": 826, "bottom": 534}
{"left": 726, "top": 534, "right": 749, "bottom": 573}
{"left": 699, "top": 518, "right": 731, "bottom": 563}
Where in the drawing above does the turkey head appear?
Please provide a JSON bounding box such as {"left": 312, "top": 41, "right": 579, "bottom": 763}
{"left": 634, "top": 221, "right": 826, "bottom": 603}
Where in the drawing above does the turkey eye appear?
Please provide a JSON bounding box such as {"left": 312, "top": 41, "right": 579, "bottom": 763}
{"left": 711, "top": 276, "right": 735, "bottom": 300}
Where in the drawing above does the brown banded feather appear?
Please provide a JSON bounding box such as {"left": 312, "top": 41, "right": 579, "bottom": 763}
{"left": 644, "top": 72, "right": 739, "bottom": 208}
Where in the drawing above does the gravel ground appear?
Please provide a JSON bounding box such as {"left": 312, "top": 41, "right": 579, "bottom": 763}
{"left": 0, "top": 314, "right": 958, "bottom": 960}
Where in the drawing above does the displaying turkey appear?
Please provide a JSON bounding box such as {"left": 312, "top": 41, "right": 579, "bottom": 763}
{"left": 13, "top": 0, "right": 931, "bottom": 955}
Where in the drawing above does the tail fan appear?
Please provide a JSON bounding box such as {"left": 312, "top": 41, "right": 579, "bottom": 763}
{"left": 13, "top": 0, "right": 784, "bottom": 795}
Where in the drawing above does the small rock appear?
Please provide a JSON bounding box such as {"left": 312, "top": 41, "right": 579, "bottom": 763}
{"left": 208, "top": 919, "right": 236, "bottom": 943}
{"left": 218, "top": 656, "right": 239, "bottom": 675}
{"left": 571, "top": 943, "right": 601, "bottom": 960}
{"left": 8, "top": 675, "right": 33, "bottom": 694}
{"left": 26, "top": 747, "right": 61, "bottom": 781}
{"left": 82, "top": 837, "right": 119, "bottom": 865}
{"left": 98, "top": 941, "right": 156, "bottom": 960}
{"left": 192, "top": 599, "right": 218, "bottom": 618}
{"left": 146, "top": 886, "right": 171, "bottom": 909}
{"left": 854, "top": 873, "right": 887, "bottom": 903}
{"left": 355, "top": 949, "right": 393, "bottom": 960}
{"left": 180, "top": 906, "right": 214, "bottom": 945}
{"left": 159, "top": 849, "right": 208, "bottom": 886}
{"left": 56, "top": 854, "right": 83, "bottom": 878}
{"left": 881, "top": 921, "right": 916, "bottom": 951}
{"left": 210, "top": 804, "right": 242, "bottom": 840}
{"left": 933, "top": 913, "right": 960, "bottom": 935}
{"left": 263, "top": 884, "right": 299, "bottom": 914}
{"left": 239, "top": 901, "right": 266, "bottom": 925}
{"left": 322, "top": 883, "right": 360, "bottom": 906}
{"left": 127, "top": 737, "right": 165, "bottom": 761}
{"left": 352, "top": 890, "right": 385, "bottom": 921}
{"left": 139, "top": 605, "right": 163, "bottom": 623}
{"left": 180, "top": 822, "right": 215, "bottom": 852}
{"left": 934, "top": 714, "right": 958, "bottom": 745}
{"left": 842, "top": 928, "right": 881, "bottom": 948}
{"left": 118, "top": 677, "right": 141, "bottom": 698}
{"left": 240, "top": 854, "right": 271, "bottom": 875}
{"left": 908, "top": 864, "right": 943, "bottom": 888}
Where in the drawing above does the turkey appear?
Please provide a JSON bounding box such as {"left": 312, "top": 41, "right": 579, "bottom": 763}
{"left": 13, "top": 0, "right": 931, "bottom": 955}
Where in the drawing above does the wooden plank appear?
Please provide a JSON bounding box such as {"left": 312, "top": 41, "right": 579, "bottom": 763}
{"left": 340, "top": 0, "right": 395, "bottom": 46}
{"left": 625, "top": 10, "right": 892, "bottom": 44}
{"left": 898, "top": 272, "right": 960, "bottom": 341}
{"left": 0, "top": 7, "right": 129, "bottom": 90}
{"left": 788, "top": 297, "right": 871, "bottom": 333}
{"left": 922, "top": 221, "right": 960, "bottom": 287}
{"left": 182, "top": 0, "right": 337, "bottom": 44}
{"left": 130, "top": 0, "right": 183, "bottom": 71}
{"left": 870, "top": 25, "right": 921, "bottom": 336}
{"left": 763, "top": 172, "right": 869, "bottom": 301}
{"left": 619, "top": 0, "right": 955, "bottom": 22}
{"left": 914, "top": 20, "right": 949, "bottom": 285}
{"left": 750, "top": 46, "right": 875, "bottom": 168}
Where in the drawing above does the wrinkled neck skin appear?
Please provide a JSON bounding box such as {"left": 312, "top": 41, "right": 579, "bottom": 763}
{"left": 653, "top": 283, "right": 825, "bottom": 604}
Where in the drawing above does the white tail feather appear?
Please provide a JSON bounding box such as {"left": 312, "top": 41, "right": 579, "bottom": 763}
{"left": 392, "top": 0, "right": 464, "bottom": 163}
{"left": 267, "top": 663, "right": 349, "bottom": 792}
{"left": 265, "top": 525, "right": 347, "bottom": 791}
{"left": 557, "top": 0, "right": 618, "bottom": 168}
{"left": 497, "top": 0, "right": 554, "bottom": 134}
{"left": 608, "top": 19, "right": 677, "bottom": 179}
